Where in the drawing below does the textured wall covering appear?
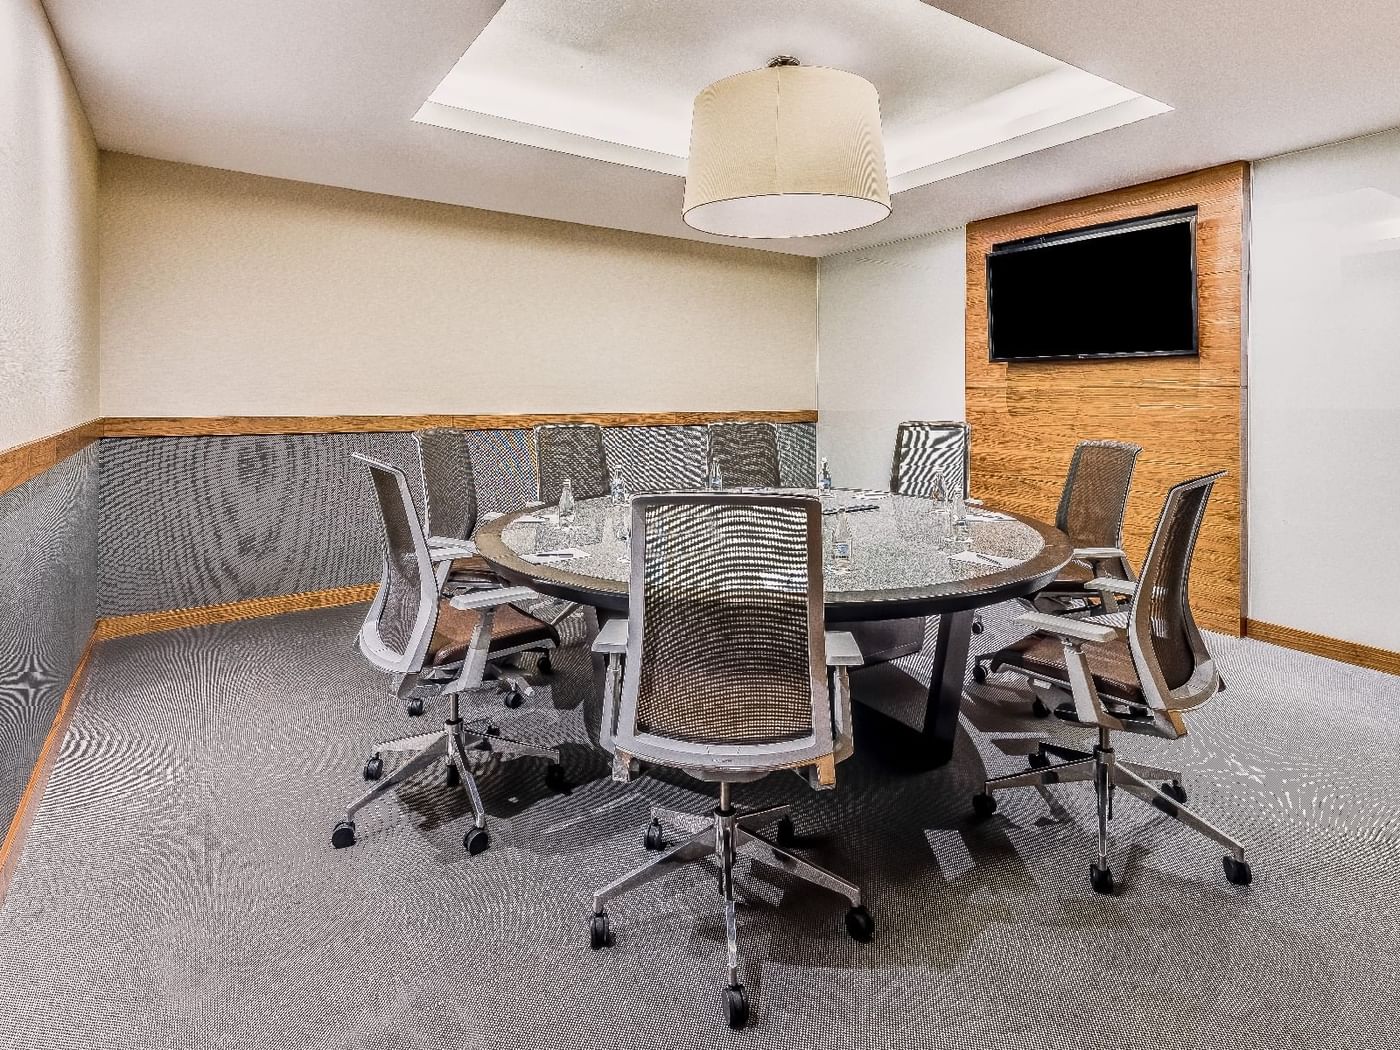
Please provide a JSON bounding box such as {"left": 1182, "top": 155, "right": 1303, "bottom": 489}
{"left": 0, "top": 448, "right": 98, "bottom": 833}
{"left": 97, "top": 154, "right": 819, "bottom": 419}
{"left": 97, "top": 424, "right": 817, "bottom": 617}
{"left": 0, "top": 0, "right": 99, "bottom": 452}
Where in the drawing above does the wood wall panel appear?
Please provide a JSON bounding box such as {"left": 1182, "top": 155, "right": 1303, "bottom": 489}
{"left": 966, "top": 163, "right": 1247, "bottom": 635}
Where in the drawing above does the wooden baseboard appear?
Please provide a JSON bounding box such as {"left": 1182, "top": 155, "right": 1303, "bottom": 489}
{"left": 0, "top": 638, "right": 96, "bottom": 904}
{"left": 1244, "top": 619, "right": 1400, "bottom": 676}
{"left": 94, "top": 583, "right": 378, "bottom": 641}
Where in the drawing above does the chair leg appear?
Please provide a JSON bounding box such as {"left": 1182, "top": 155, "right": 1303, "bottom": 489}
{"left": 1094, "top": 750, "right": 1114, "bottom": 876}
{"left": 446, "top": 730, "right": 489, "bottom": 831}
{"left": 1113, "top": 766, "right": 1247, "bottom": 861}
{"left": 735, "top": 829, "right": 861, "bottom": 907}
{"left": 482, "top": 730, "right": 558, "bottom": 761}
{"left": 735, "top": 804, "right": 791, "bottom": 832}
{"left": 343, "top": 733, "right": 447, "bottom": 821}
{"left": 984, "top": 756, "right": 1097, "bottom": 792}
{"left": 591, "top": 827, "right": 717, "bottom": 914}
{"left": 717, "top": 804, "right": 742, "bottom": 991}
{"left": 1119, "top": 759, "right": 1183, "bottom": 784}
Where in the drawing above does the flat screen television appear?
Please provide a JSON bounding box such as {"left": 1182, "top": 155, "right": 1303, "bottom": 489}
{"left": 986, "top": 207, "right": 1198, "bottom": 362}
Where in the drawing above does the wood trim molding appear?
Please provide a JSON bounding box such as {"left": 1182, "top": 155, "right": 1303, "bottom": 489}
{"left": 0, "top": 420, "right": 103, "bottom": 497}
{"left": 100, "top": 410, "right": 818, "bottom": 438}
{"left": 93, "top": 583, "right": 379, "bottom": 641}
{"left": 1244, "top": 620, "right": 1400, "bottom": 677}
{"left": 0, "top": 638, "right": 96, "bottom": 903}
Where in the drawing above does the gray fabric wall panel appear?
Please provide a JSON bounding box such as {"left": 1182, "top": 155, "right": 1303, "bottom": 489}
{"left": 97, "top": 423, "right": 819, "bottom": 617}
{"left": 0, "top": 446, "right": 97, "bottom": 834}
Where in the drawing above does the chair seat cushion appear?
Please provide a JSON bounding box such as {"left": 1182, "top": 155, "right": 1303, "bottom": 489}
{"left": 428, "top": 600, "right": 558, "bottom": 666}
{"left": 996, "top": 632, "right": 1144, "bottom": 704}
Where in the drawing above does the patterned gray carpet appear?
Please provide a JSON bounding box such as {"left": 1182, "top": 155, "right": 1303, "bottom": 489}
{"left": 1, "top": 603, "right": 1397, "bottom": 1049}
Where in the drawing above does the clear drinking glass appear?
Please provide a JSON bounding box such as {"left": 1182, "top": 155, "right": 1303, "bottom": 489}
{"left": 830, "top": 507, "right": 854, "bottom": 574}
{"left": 557, "top": 478, "right": 576, "bottom": 527}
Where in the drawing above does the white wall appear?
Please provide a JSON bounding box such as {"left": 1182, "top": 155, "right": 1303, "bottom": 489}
{"left": 1248, "top": 131, "right": 1400, "bottom": 651}
{"left": 98, "top": 154, "right": 818, "bottom": 418}
{"left": 0, "top": 0, "right": 99, "bottom": 451}
{"left": 816, "top": 228, "right": 966, "bottom": 489}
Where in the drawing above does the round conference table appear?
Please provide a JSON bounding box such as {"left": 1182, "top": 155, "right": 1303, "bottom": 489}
{"left": 474, "top": 491, "right": 1072, "bottom": 767}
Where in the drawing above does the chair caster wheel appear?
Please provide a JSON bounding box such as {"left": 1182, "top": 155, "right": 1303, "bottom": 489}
{"left": 463, "top": 827, "right": 490, "bottom": 855}
{"left": 406, "top": 697, "right": 425, "bottom": 717}
{"left": 643, "top": 818, "right": 665, "bottom": 851}
{"left": 724, "top": 983, "right": 749, "bottom": 1030}
{"left": 775, "top": 815, "right": 796, "bottom": 848}
{"left": 1031, "top": 697, "right": 1051, "bottom": 719}
{"left": 844, "top": 905, "right": 875, "bottom": 943}
{"left": 445, "top": 763, "right": 461, "bottom": 787}
{"left": 1223, "top": 855, "right": 1253, "bottom": 886}
{"left": 538, "top": 653, "right": 554, "bottom": 674}
{"left": 589, "top": 911, "right": 613, "bottom": 949}
{"left": 363, "top": 754, "right": 383, "bottom": 781}
{"left": 502, "top": 691, "right": 523, "bottom": 709}
{"left": 971, "top": 793, "right": 997, "bottom": 818}
{"left": 972, "top": 663, "right": 988, "bottom": 684}
{"left": 1027, "top": 751, "right": 1050, "bottom": 770}
{"left": 1161, "top": 780, "right": 1187, "bottom": 804}
{"left": 544, "top": 763, "right": 570, "bottom": 795}
{"left": 1090, "top": 863, "right": 1115, "bottom": 895}
{"left": 331, "top": 820, "right": 356, "bottom": 849}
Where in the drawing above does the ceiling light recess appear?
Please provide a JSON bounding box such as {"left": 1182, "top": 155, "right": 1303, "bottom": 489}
{"left": 682, "top": 57, "right": 890, "bottom": 239}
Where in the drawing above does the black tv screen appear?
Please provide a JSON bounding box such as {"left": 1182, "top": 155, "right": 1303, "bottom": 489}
{"left": 986, "top": 207, "right": 1198, "bottom": 362}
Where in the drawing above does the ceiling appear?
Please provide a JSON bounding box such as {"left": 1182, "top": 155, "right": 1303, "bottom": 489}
{"left": 42, "top": 0, "right": 1400, "bottom": 257}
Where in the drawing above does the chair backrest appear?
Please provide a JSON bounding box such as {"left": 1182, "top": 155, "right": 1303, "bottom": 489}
{"left": 535, "top": 423, "right": 610, "bottom": 504}
{"left": 416, "top": 428, "right": 477, "bottom": 542}
{"left": 890, "top": 421, "right": 970, "bottom": 499}
{"left": 707, "top": 422, "right": 782, "bottom": 488}
{"left": 1128, "top": 472, "right": 1224, "bottom": 710}
{"left": 1056, "top": 440, "right": 1142, "bottom": 551}
{"left": 354, "top": 454, "right": 439, "bottom": 674}
{"left": 614, "top": 493, "right": 834, "bottom": 774}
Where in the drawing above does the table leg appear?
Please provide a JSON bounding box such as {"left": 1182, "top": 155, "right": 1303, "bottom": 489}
{"left": 849, "top": 609, "right": 975, "bottom": 769}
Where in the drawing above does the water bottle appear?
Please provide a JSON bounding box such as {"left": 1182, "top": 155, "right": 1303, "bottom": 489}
{"left": 609, "top": 466, "right": 628, "bottom": 505}
{"left": 818, "top": 457, "right": 834, "bottom": 493}
{"left": 708, "top": 456, "right": 724, "bottom": 491}
{"left": 831, "top": 507, "right": 853, "bottom": 574}
{"left": 557, "top": 477, "right": 576, "bottom": 527}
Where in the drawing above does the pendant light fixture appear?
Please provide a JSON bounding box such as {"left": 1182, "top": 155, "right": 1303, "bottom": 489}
{"left": 683, "top": 57, "right": 890, "bottom": 239}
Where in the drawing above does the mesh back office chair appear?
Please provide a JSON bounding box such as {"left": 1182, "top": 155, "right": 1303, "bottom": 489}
{"left": 588, "top": 493, "right": 872, "bottom": 1029}
{"left": 866, "top": 421, "right": 978, "bottom": 663}
{"left": 971, "top": 472, "right": 1253, "bottom": 894}
{"left": 977, "top": 439, "right": 1142, "bottom": 716}
{"left": 413, "top": 430, "right": 554, "bottom": 704}
{"left": 330, "top": 455, "right": 565, "bottom": 856}
{"left": 890, "top": 420, "right": 971, "bottom": 500}
{"left": 706, "top": 421, "right": 782, "bottom": 488}
{"left": 535, "top": 423, "right": 611, "bottom": 505}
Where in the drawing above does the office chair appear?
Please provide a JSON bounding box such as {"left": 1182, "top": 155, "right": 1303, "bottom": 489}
{"left": 412, "top": 429, "right": 554, "bottom": 709}
{"left": 534, "top": 422, "right": 611, "bottom": 505}
{"left": 970, "top": 472, "right": 1252, "bottom": 894}
{"left": 706, "top": 421, "right": 782, "bottom": 488}
{"left": 973, "top": 439, "right": 1142, "bottom": 715}
{"left": 879, "top": 420, "right": 981, "bottom": 654}
{"left": 588, "top": 492, "right": 873, "bottom": 1030}
{"left": 330, "top": 455, "right": 565, "bottom": 855}
{"left": 889, "top": 420, "right": 971, "bottom": 501}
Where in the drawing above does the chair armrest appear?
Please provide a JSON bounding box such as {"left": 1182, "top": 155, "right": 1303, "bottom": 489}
{"left": 448, "top": 586, "right": 538, "bottom": 611}
{"left": 824, "top": 631, "right": 863, "bottom": 667}
{"left": 1087, "top": 577, "right": 1136, "bottom": 596}
{"left": 1016, "top": 610, "right": 1121, "bottom": 644}
{"left": 430, "top": 545, "right": 478, "bottom": 563}
{"left": 1073, "top": 546, "right": 1125, "bottom": 561}
{"left": 592, "top": 617, "right": 629, "bottom": 654}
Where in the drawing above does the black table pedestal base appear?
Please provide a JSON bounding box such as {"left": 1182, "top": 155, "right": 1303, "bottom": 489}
{"left": 847, "top": 609, "right": 973, "bottom": 771}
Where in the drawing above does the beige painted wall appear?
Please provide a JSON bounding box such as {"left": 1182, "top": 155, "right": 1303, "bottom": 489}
{"left": 98, "top": 154, "right": 818, "bottom": 417}
{"left": 0, "top": 0, "right": 99, "bottom": 451}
